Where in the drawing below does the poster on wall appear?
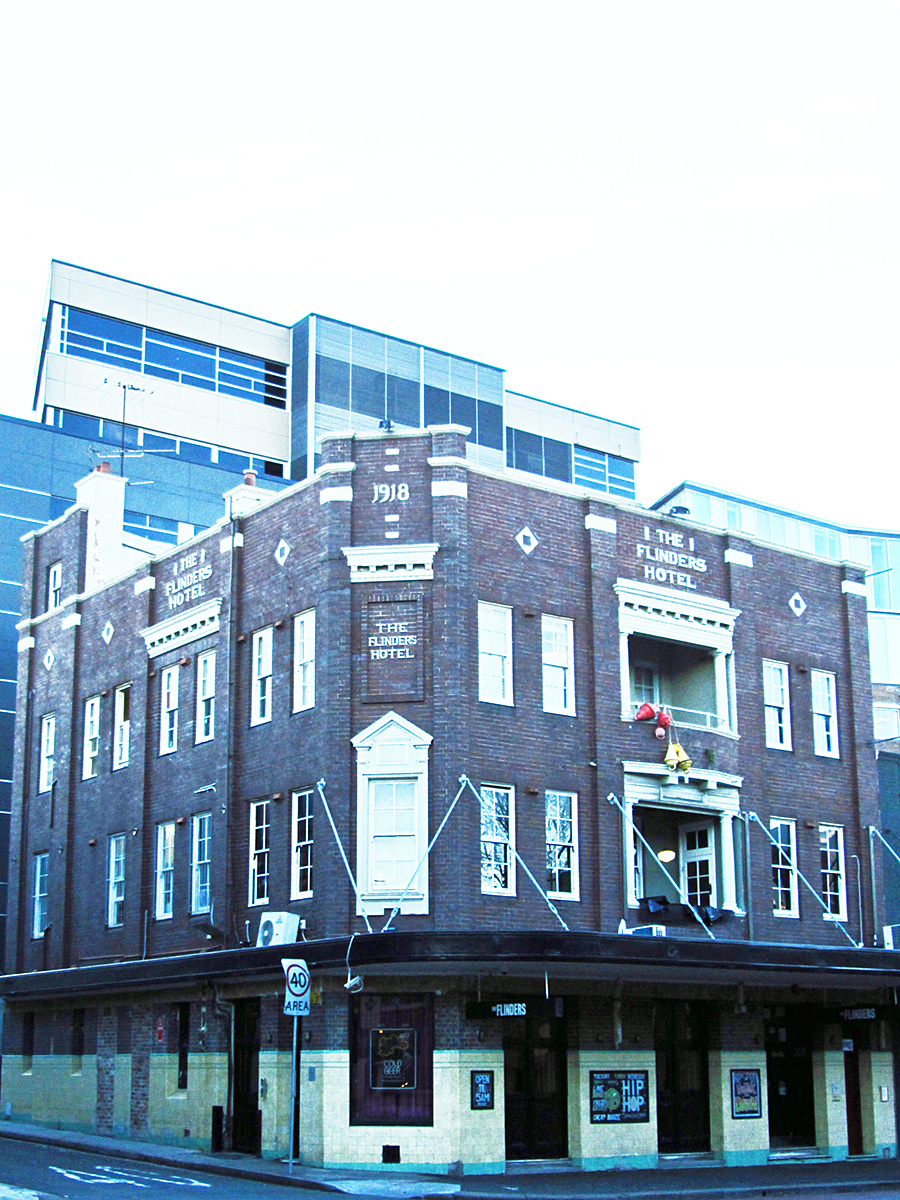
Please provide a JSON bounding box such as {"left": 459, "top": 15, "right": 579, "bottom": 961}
{"left": 370, "top": 1028, "right": 417, "bottom": 1090}
{"left": 589, "top": 1070, "right": 649, "bottom": 1123}
{"left": 730, "top": 1069, "right": 762, "bottom": 1118}
{"left": 470, "top": 1070, "right": 494, "bottom": 1110}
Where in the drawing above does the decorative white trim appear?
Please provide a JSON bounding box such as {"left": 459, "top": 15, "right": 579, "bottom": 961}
{"left": 220, "top": 533, "right": 244, "bottom": 553}
{"left": 724, "top": 548, "right": 754, "bottom": 568}
{"left": 140, "top": 599, "right": 222, "bottom": 658}
{"left": 842, "top": 580, "right": 868, "bottom": 597}
{"left": 622, "top": 760, "right": 743, "bottom": 793}
{"left": 343, "top": 543, "right": 439, "bottom": 584}
{"left": 61, "top": 614, "right": 82, "bottom": 630}
{"left": 615, "top": 577, "right": 740, "bottom": 654}
{"left": 427, "top": 456, "right": 469, "bottom": 470}
{"left": 432, "top": 480, "right": 468, "bottom": 499}
{"left": 320, "top": 486, "right": 353, "bottom": 505}
{"left": 134, "top": 576, "right": 156, "bottom": 595}
{"left": 585, "top": 514, "right": 617, "bottom": 535}
{"left": 17, "top": 636, "right": 35, "bottom": 652}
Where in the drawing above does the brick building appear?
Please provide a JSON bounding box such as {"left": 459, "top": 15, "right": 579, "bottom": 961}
{"left": 1, "top": 424, "right": 898, "bottom": 1173}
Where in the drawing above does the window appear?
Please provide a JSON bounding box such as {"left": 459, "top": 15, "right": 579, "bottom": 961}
{"left": 478, "top": 603, "right": 513, "bottom": 705}
{"left": 368, "top": 780, "right": 418, "bottom": 894}
{"left": 631, "top": 660, "right": 660, "bottom": 710}
{"left": 820, "top": 824, "right": 847, "bottom": 921}
{"left": 763, "top": 660, "right": 792, "bottom": 750}
{"left": 195, "top": 651, "right": 215, "bottom": 743}
{"left": 32, "top": 853, "right": 49, "bottom": 939}
{"left": 812, "top": 670, "right": 839, "bottom": 757}
{"left": 292, "top": 610, "right": 315, "bottom": 712}
{"left": 546, "top": 791, "right": 578, "bottom": 899}
{"left": 349, "top": 993, "right": 434, "bottom": 1126}
{"left": 542, "top": 615, "right": 576, "bottom": 715}
{"left": 191, "top": 813, "right": 211, "bottom": 914}
{"left": 82, "top": 695, "right": 100, "bottom": 779}
{"left": 250, "top": 627, "right": 273, "bottom": 726}
{"left": 249, "top": 800, "right": 270, "bottom": 906}
{"left": 107, "top": 834, "right": 125, "bottom": 927}
{"left": 680, "top": 822, "right": 716, "bottom": 908}
{"left": 47, "top": 561, "right": 62, "bottom": 611}
{"left": 291, "top": 788, "right": 313, "bottom": 899}
{"left": 38, "top": 713, "right": 55, "bottom": 793}
{"left": 113, "top": 685, "right": 130, "bottom": 770}
{"left": 155, "top": 823, "right": 175, "bottom": 920}
{"left": 771, "top": 818, "right": 799, "bottom": 917}
{"left": 480, "top": 785, "right": 515, "bottom": 895}
{"left": 874, "top": 704, "right": 900, "bottom": 741}
{"left": 160, "top": 665, "right": 179, "bottom": 754}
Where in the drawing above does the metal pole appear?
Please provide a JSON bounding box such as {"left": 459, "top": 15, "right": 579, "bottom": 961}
{"left": 289, "top": 1014, "right": 297, "bottom": 1174}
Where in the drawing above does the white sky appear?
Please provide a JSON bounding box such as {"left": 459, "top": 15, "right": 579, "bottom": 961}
{"left": 2, "top": 0, "right": 898, "bottom": 529}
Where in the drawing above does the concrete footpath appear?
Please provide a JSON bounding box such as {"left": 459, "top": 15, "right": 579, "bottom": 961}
{"left": 2, "top": 1120, "right": 900, "bottom": 1199}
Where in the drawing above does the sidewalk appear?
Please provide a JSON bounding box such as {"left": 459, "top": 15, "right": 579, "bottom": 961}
{"left": 2, "top": 1118, "right": 900, "bottom": 1199}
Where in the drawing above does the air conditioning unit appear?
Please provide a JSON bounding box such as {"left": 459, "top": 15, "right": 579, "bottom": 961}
{"left": 624, "top": 924, "right": 667, "bottom": 937}
{"left": 883, "top": 924, "right": 900, "bottom": 949}
{"left": 256, "top": 911, "right": 301, "bottom": 947}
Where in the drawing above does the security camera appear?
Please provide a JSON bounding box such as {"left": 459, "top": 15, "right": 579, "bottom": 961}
{"left": 344, "top": 974, "right": 364, "bottom": 993}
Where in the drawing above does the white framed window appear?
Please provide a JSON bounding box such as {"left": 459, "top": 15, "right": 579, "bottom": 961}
{"left": 155, "top": 822, "right": 175, "bottom": 920}
{"left": 160, "top": 665, "right": 179, "bottom": 755}
{"left": 680, "top": 822, "right": 716, "bottom": 908}
{"left": 47, "top": 561, "right": 62, "bottom": 611}
{"left": 631, "top": 659, "right": 660, "bottom": 711}
{"left": 480, "top": 784, "right": 516, "bottom": 896}
{"left": 771, "top": 817, "right": 799, "bottom": 917}
{"left": 107, "top": 834, "right": 125, "bottom": 928}
{"left": 33, "top": 852, "right": 49, "bottom": 939}
{"left": 763, "top": 660, "right": 792, "bottom": 750}
{"left": 191, "top": 813, "right": 211, "bottom": 914}
{"left": 353, "top": 711, "right": 431, "bottom": 917}
{"left": 820, "top": 824, "right": 848, "bottom": 921}
{"left": 38, "top": 713, "right": 55, "bottom": 793}
{"left": 249, "top": 799, "right": 270, "bottom": 906}
{"left": 546, "top": 790, "right": 578, "bottom": 899}
{"left": 478, "top": 602, "right": 513, "bottom": 705}
{"left": 113, "top": 685, "right": 130, "bottom": 770}
{"left": 812, "top": 670, "right": 839, "bottom": 758}
{"left": 250, "top": 627, "right": 273, "bottom": 726}
{"left": 542, "top": 615, "right": 576, "bottom": 715}
{"left": 291, "top": 788, "right": 313, "bottom": 899}
{"left": 82, "top": 695, "right": 100, "bottom": 780}
{"left": 195, "top": 651, "right": 215, "bottom": 743}
{"left": 293, "top": 610, "right": 315, "bottom": 712}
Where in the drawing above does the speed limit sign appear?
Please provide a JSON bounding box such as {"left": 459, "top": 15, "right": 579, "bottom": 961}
{"left": 282, "top": 958, "right": 310, "bottom": 1016}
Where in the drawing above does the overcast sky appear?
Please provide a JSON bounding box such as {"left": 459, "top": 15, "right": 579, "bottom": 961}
{"left": 2, "top": 1, "right": 898, "bottom": 529}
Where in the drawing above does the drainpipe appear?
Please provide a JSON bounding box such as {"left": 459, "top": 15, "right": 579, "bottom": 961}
{"left": 742, "top": 811, "right": 754, "bottom": 941}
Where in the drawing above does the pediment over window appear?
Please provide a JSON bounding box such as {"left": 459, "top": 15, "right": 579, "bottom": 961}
{"left": 352, "top": 711, "right": 433, "bottom": 757}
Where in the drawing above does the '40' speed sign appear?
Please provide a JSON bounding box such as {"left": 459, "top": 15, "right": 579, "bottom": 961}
{"left": 282, "top": 958, "right": 311, "bottom": 1016}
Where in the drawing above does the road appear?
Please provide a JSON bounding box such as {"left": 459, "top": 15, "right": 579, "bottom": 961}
{"left": 0, "top": 1137, "right": 459, "bottom": 1200}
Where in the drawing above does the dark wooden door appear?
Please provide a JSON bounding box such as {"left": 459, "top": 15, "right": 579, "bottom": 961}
{"left": 503, "top": 1000, "right": 568, "bottom": 1159}
{"left": 765, "top": 1006, "right": 816, "bottom": 1149}
{"left": 232, "top": 998, "right": 261, "bottom": 1154}
{"left": 655, "top": 1001, "right": 710, "bottom": 1154}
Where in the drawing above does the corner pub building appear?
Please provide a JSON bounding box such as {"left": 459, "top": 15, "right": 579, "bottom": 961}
{"left": 2, "top": 423, "right": 899, "bottom": 1175}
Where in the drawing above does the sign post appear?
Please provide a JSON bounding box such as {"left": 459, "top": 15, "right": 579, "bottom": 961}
{"left": 282, "top": 958, "right": 310, "bottom": 1174}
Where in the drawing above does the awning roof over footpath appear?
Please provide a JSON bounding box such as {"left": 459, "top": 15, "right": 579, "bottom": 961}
{"left": 2, "top": 931, "right": 900, "bottom": 1003}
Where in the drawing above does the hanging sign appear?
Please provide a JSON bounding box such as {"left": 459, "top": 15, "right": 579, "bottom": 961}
{"left": 282, "top": 958, "right": 311, "bottom": 1017}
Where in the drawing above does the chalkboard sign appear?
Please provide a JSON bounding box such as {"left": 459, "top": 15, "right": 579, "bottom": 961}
{"left": 590, "top": 1070, "right": 649, "bottom": 1123}
{"left": 470, "top": 1070, "right": 494, "bottom": 1110}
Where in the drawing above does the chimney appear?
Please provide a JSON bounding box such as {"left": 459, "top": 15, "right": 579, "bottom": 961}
{"left": 224, "top": 467, "right": 268, "bottom": 519}
{"left": 75, "top": 462, "right": 128, "bottom": 591}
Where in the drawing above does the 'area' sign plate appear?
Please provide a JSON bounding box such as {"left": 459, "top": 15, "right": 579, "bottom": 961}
{"left": 282, "top": 958, "right": 310, "bottom": 1017}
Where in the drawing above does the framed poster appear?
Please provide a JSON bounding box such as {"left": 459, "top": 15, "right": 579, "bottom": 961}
{"left": 589, "top": 1070, "right": 649, "bottom": 1123}
{"left": 470, "top": 1070, "right": 494, "bottom": 1110}
{"left": 730, "top": 1068, "right": 762, "bottom": 1119}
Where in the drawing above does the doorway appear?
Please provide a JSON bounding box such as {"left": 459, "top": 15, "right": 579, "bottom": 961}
{"left": 842, "top": 1033, "right": 864, "bottom": 1156}
{"left": 232, "top": 998, "right": 261, "bottom": 1154}
{"left": 654, "top": 1000, "right": 711, "bottom": 1154}
{"left": 765, "top": 1006, "right": 816, "bottom": 1149}
{"left": 503, "top": 999, "right": 568, "bottom": 1160}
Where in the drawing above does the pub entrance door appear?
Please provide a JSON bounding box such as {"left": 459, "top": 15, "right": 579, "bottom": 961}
{"left": 232, "top": 998, "right": 261, "bottom": 1155}
{"left": 654, "top": 1000, "right": 711, "bottom": 1154}
{"left": 765, "top": 1005, "right": 816, "bottom": 1149}
{"left": 503, "top": 999, "right": 568, "bottom": 1160}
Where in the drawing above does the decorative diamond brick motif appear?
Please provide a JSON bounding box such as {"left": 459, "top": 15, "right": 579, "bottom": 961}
{"left": 789, "top": 592, "right": 807, "bottom": 617}
{"left": 43, "top": 648, "right": 54, "bottom": 671}
{"left": 275, "top": 539, "right": 291, "bottom": 566}
{"left": 516, "top": 526, "right": 538, "bottom": 556}
{"left": 102, "top": 620, "right": 115, "bottom": 644}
